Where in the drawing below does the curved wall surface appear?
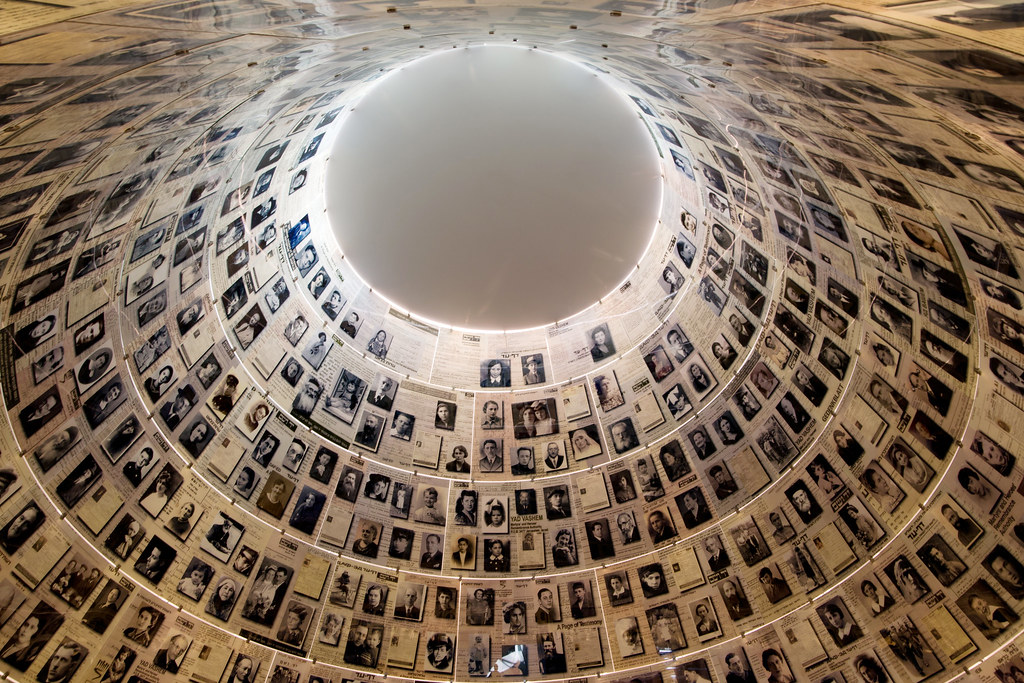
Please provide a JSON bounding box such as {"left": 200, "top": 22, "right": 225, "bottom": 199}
{"left": 0, "top": 1, "right": 1022, "bottom": 682}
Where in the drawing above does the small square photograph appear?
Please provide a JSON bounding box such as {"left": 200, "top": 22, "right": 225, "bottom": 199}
{"left": 665, "top": 326, "right": 695, "bottom": 367}
{"left": 425, "top": 633, "right": 456, "bottom": 673}
{"left": 232, "top": 465, "right": 261, "bottom": 500}
{"left": 542, "top": 441, "right": 567, "bottom": 472}
{"left": 134, "top": 536, "right": 177, "bottom": 584}
{"left": 38, "top": 637, "right": 89, "bottom": 680}
{"left": 309, "top": 446, "right": 337, "bottom": 484}
{"left": 793, "top": 364, "right": 828, "bottom": 407}
{"left": 390, "top": 482, "right": 415, "bottom": 520}
{"left": 201, "top": 513, "right": 244, "bottom": 563}
{"left": 308, "top": 267, "right": 330, "bottom": 299}
{"left": 342, "top": 618, "right": 384, "bottom": 668}
{"left": 595, "top": 373, "right": 625, "bottom": 412}
{"left": 755, "top": 417, "right": 799, "bottom": 469}
{"left": 351, "top": 519, "right": 382, "bottom": 560}
{"left": 697, "top": 268, "right": 730, "bottom": 313}
{"left": 569, "top": 424, "right": 603, "bottom": 460}
{"left": 32, "top": 424, "right": 79, "bottom": 474}
{"left": 859, "top": 460, "right": 903, "bottom": 512}
{"left": 567, "top": 579, "right": 596, "bottom": 619}
{"left": 644, "top": 345, "right": 675, "bottom": 380}
{"left": 435, "top": 400, "right": 457, "bottom": 431}
{"left": 785, "top": 480, "right": 822, "bottom": 525}
{"left": 138, "top": 463, "right": 183, "bottom": 518}
{"left": 364, "top": 329, "right": 390, "bottom": 361}
{"left": 711, "top": 335, "right": 738, "bottom": 370}
{"left": 55, "top": 455, "right": 102, "bottom": 509}
{"left": 467, "top": 633, "right": 491, "bottom": 676}
{"left": 608, "top": 417, "right": 640, "bottom": 454}
{"left": 497, "top": 644, "right": 528, "bottom": 676}
{"left": 766, "top": 507, "right": 796, "bottom": 545}
{"left": 838, "top": 497, "right": 885, "bottom": 550}
{"left": 522, "top": 354, "right": 545, "bottom": 385}
{"left": 450, "top": 534, "right": 477, "bottom": 570}
{"left": 647, "top": 604, "right": 687, "bottom": 653}
{"left": 466, "top": 588, "right": 495, "bottom": 626}
{"left": 281, "top": 438, "right": 307, "bottom": 473}
{"left": 363, "top": 472, "right": 391, "bottom": 503}
{"left": 816, "top": 597, "right": 863, "bottom": 648}
{"left": 983, "top": 545, "right": 1024, "bottom": 600}
{"left": 957, "top": 579, "right": 1019, "bottom": 640}
{"left": 604, "top": 570, "right": 633, "bottom": 606}
{"left": 690, "top": 597, "right": 722, "bottom": 641}
{"left": 301, "top": 332, "right": 330, "bottom": 370}
{"left": 731, "top": 518, "right": 770, "bottom": 566}
{"left": 615, "top": 616, "right": 644, "bottom": 657}
{"left": 552, "top": 528, "right": 580, "bottom": 568}
{"left": 712, "top": 410, "right": 744, "bottom": 445}
{"left": 635, "top": 454, "right": 665, "bottom": 501}
{"left": 178, "top": 416, "right": 214, "bottom": 458}
{"left": 757, "top": 564, "right": 792, "bottom": 604}
{"left": 709, "top": 461, "right": 739, "bottom": 500}
{"left": 880, "top": 615, "right": 944, "bottom": 679}
{"left": 0, "top": 578, "right": 25, "bottom": 627}
{"left": 389, "top": 411, "right": 414, "bottom": 441}
{"left": 232, "top": 305, "right": 267, "bottom": 351}
{"left": 513, "top": 489, "right": 537, "bottom": 516}
{"left": 353, "top": 412, "right": 385, "bottom": 452}
{"left": 82, "top": 374, "right": 128, "bottom": 429}
{"left": 884, "top": 555, "right": 931, "bottom": 604}
{"left": 74, "top": 346, "right": 115, "bottom": 395}
{"left": 288, "top": 486, "right": 326, "bottom": 535}
{"left": 318, "top": 612, "right": 344, "bottom": 646}
{"left": 500, "top": 600, "right": 527, "bottom": 634}
{"left": 394, "top": 580, "right": 426, "bottom": 621}
{"left": 684, "top": 355, "right": 717, "bottom": 399}
{"left": 237, "top": 396, "right": 272, "bottom": 442}
{"left": 512, "top": 398, "right": 558, "bottom": 439}
{"left": 687, "top": 425, "right": 716, "bottom": 461}
{"left": 638, "top": 562, "right": 669, "bottom": 599}
{"left": 482, "top": 497, "right": 509, "bottom": 534}
{"left": 454, "top": 490, "right": 479, "bottom": 527}
{"left": 324, "top": 369, "right": 366, "bottom": 425}
{"left": 588, "top": 323, "right": 616, "bottom": 362}
{"left": 255, "top": 472, "right": 294, "bottom": 519}
{"left": 275, "top": 600, "right": 314, "bottom": 648}
{"left": 176, "top": 556, "right": 213, "bottom": 602}
{"left": 365, "top": 373, "right": 396, "bottom": 412}
{"left": 657, "top": 440, "right": 691, "bottom": 482}
{"left": 49, "top": 554, "right": 102, "bottom": 609}
{"left": 664, "top": 382, "right": 693, "bottom": 420}
{"left": 321, "top": 289, "right": 345, "bottom": 320}
{"left": 434, "top": 586, "right": 457, "bottom": 617}
{"left": 718, "top": 577, "right": 753, "bottom": 622}
{"left": 481, "top": 359, "right": 511, "bottom": 387}
{"left": 885, "top": 439, "right": 935, "bottom": 494}
{"left": 543, "top": 485, "right": 572, "bottom": 520}
{"left": 750, "top": 360, "right": 780, "bottom": 399}
{"left": 585, "top": 519, "right": 614, "bottom": 560}
{"left": 675, "top": 487, "right": 711, "bottom": 530}
{"left": 328, "top": 568, "right": 362, "bottom": 609}
{"left": 908, "top": 412, "right": 954, "bottom": 459}
{"left": 917, "top": 533, "right": 967, "bottom": 587}
{"left": 480, "top": 399, "right": 503, "bottom": 430}
{"left": 610, "top": 470, "right": 637, "bottom": 503}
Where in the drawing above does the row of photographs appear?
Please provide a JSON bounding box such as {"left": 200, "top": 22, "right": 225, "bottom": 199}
{"left": 0, "top": 5, "right": 1019, "bottom": 683}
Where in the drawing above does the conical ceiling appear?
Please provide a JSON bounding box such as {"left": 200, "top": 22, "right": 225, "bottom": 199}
{"left": 0, "top": 1, "right": 1022, "bottom": 682}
